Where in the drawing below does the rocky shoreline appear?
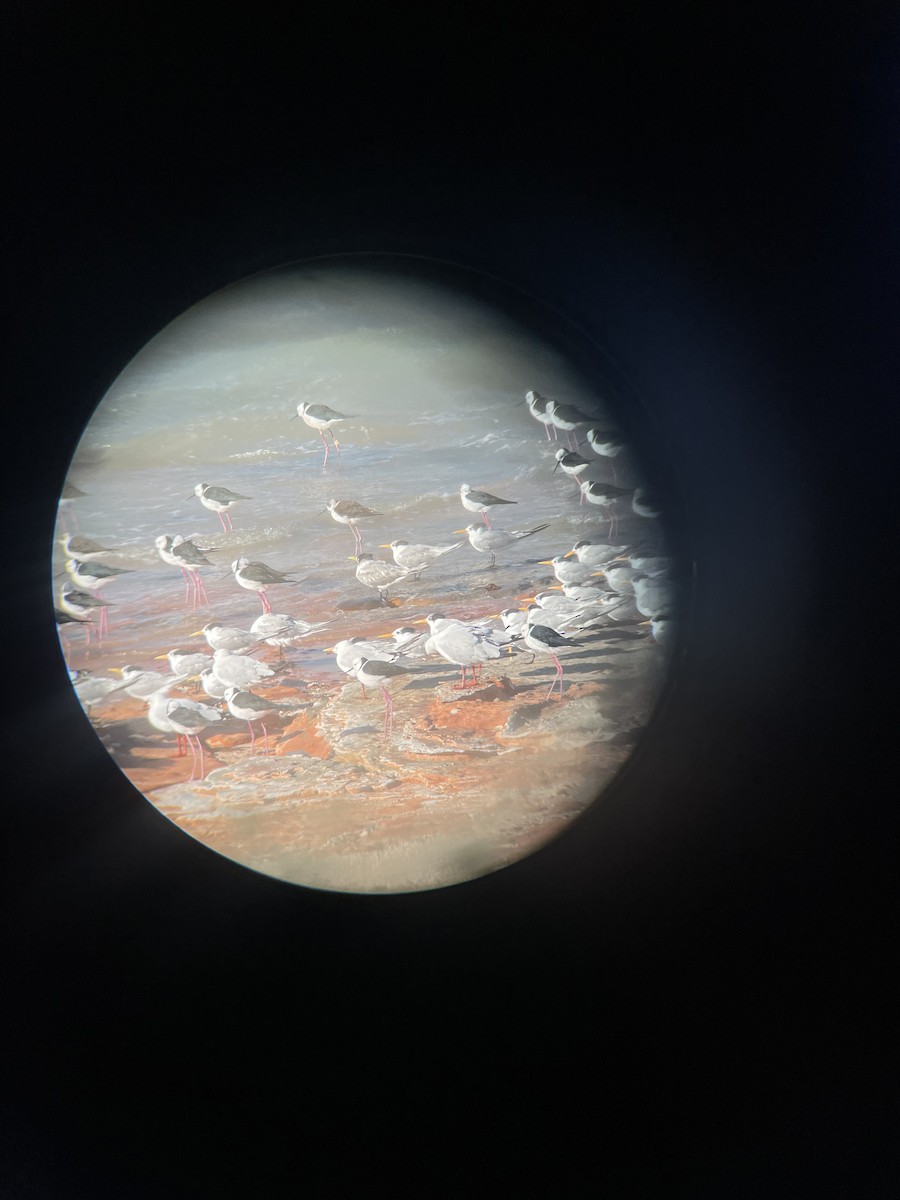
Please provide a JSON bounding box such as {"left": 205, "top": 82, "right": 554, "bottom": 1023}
{"left": 73, "top": 610, "right": 666, "bottom": 892}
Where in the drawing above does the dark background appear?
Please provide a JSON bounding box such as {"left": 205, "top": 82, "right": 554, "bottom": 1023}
{"left": 2, "top": 6, "right": 896, "bottom": 1196}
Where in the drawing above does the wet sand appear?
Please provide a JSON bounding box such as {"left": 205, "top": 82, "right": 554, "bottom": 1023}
{"left": 61, "top": 572, "right": 668, "bottom": 893}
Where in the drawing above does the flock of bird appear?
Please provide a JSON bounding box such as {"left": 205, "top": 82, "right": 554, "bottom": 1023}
{"left": 56, "top": 388, "right": 676, "bottom": 780}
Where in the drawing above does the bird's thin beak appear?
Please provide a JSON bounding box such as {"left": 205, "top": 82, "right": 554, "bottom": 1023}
{"left": 347, "top": 555, "right": 358, "bottom": 561}
{"left": 290, "top": 414, "right": 299, "bottom": 420}
{"left": 563, "top": 550, "right": 576, "bottom": 558}
{"left": 323, "top": 647, "right": 334, "bottom": 654}
{"left": 109, "top": 667, "right": 123, "bottom": 674}
{"left": 549, "top": 585, "right": 563, "bottom": 591}
{"left": 452, "top": 528, "right": 468, "bottom": 535}
{"left": 154, "top": 653, "right": 169, "bottom": 660}
{"left": 517, "top": 596, "right": 536, "bottom": 603}
{"left": 412, "top": 618, "right": 429, "bottom": 625}
{"left": 552, "top": 460, "right": 561, "bottom": 473}
{"left": 317, "top": 508, "right": 327, "bottom": 516}
{"left": 378, "top": 544, "right": 392, "bottom": 549}
{"left": 376, "top": 632, "right": 394, "bottom": 639}
{"left": 592, "top": 571, "right": 605, "bottom": 577}
{"left": 189, "top": 629, "right": 205, "bottom": 636}
{"left": 536, "top": 560, "right": 554, "bottom": 566}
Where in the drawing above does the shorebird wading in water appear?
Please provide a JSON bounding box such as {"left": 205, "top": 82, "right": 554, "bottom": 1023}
{"left": 294, "top": 401, "right": 352, "bottom": 468}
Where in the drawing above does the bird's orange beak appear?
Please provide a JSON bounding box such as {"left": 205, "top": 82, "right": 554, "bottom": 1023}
{"left": 189, "top": 629, "right": 205, "bottom": 636}
{"left": 562, "top": 549, "right": 576, "bottom": 558}
{"left": 378, "top": 544, "right": 392, "bottom": 549}
{"left": 452, "top": 529, "right": 468, "bottom": 535}
{"left": 413, "top": 618, "right": 429, "bottom": 625}
{"left": 154, "top": 653, "right": 169, "bottom": 660}
{"left": 536, "top": 560, "right": 554, "bottom": 566}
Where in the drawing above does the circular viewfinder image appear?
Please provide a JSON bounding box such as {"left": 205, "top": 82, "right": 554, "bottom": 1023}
{"left": 53, "top": 258, "right": 679, "bottom": 893}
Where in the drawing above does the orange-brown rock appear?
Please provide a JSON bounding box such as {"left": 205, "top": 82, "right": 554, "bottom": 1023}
{"left": 275, "top": 710, "right": 332, "bottom": 758}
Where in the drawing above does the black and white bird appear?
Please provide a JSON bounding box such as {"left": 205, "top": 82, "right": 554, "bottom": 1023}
{"left": 231, "top": 556, "right": 300, "bottom": 614}
{"left": 155, "top": 534, "right": 213, "bottom": 609}
{"left": 455, "top": 522, "right": 550, "bottom": 568}
{"left": 164, "top": 698, "right": 224, "bottom": 780}
{"left": 59, "top": 533, "right": 120, "bottom": 562}
{"left": 325, "top": 498, "right": 381, "bottom": 553}
{"left": 579, "top": 480, "right": 635, "bottom": 539}
{"left": 349, "top": 656, "right": 415, "bottom": 739}
{"left": 327, "top": 637, "right": 396, "bottom": 696}
{"left": 193, "top": 483, "right": 252, "bottom": 532}
{"left": 294, "top": 401, "right": 352, "bottom": 468}
{"left": 65, "top": 557, "right": 132, "bottom": 593}
{"left": 632, "top": 488, "right": 663, "bottom": 520}
{"left": 378, "top": 538, "right": 465, "bottom": 578}
{"left": 64, "top": 559, "right": 131, "bottom": 636}
{"left": 546, "top": 400, "right": 592, "bottom": 450}
{"left": 584, "top": 427, "right": 627, "bottom": 482}
{"left": 553, "top": 448, "right": 593, "bottom": 500}
{"left": 459, "top": 483, "right": 517, "bottom": 529}
{"left": 223, "top": 686, "right": 298, "bottom": 755}
{"left": 353, "top": 553, "right": 411, "bottom": 604}
{"left": 58, "top": 583, "right": 113, "bottom": 644}
{"left": 522, "top": 621, "right": 583, "bottom": 700}
{"left": 524, "top": 389, "right": 558, "bottom": 441}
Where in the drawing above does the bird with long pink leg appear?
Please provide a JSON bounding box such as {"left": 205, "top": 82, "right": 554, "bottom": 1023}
{"left": 164, "top": 698, "right": 224, "bottom": 780}
{"left": 230, "top": 556, "right": 301, "bottom": 614}
{"left": 155, "top": 535, "right": 214, "bottom": 609}
{"left": 293, "top": 401, "right": 351, "bottom": 468}
{"left": 193, "top": 482, "right": 251, "bottom": 532}
{"left": 350, "top": 656, "right": 414, "bottom": 740}
{"left": 58, "top": 583, "right": 113, "bottom": 649}
{"left": 64, "top": 558, "right": 132, "bottom": 638}
{"left": 459, "top": 483, "right": 517, "bottom": 529}
{"left": 522, "top": 620, "right": 583, "bottom": 701}
{"left": 223, "top": 686, "right": 299, "bottom": 756}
